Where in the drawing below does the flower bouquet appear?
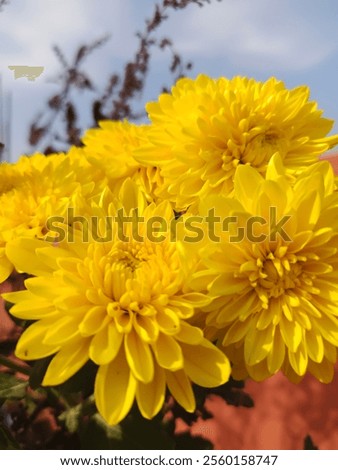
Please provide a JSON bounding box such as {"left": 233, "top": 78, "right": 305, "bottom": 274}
{"left": 1, "top": 75, "right": 338, "bottom": 449}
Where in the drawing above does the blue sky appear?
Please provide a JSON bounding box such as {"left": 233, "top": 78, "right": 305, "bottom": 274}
{"left": 1, "top": 0, "right": 338, "bottom": 161}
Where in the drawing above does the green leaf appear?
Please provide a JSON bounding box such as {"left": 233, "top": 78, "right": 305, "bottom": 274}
{"left": 0, "top": 425, "right": 20, "bottom": 450}
{"left": 79, "top": 413, "right": 125, "bottom": 450}
{"left": 59, "top": 404, "right": 83, "bottom": 434}
{"left": 0, "top": 373, "right": 27, "bottom": 399}
{"left": 304, "top": 434, "right": 319, "bottom": 450}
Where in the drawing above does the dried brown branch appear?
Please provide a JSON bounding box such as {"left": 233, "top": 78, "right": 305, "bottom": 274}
{"left": 0, "top": 0, "right": 9, "bottom": 12}
{"left": 27, "top": 36, "right": 110, "bottom": 153}
{"left": 100, "top": 0, "right": 216, "bottom": 121}
{"left": 0, "top": 142, "right": 4, "bottom": 160}
{"left": 27, "top": 0, "right": 222, "bottom": 153}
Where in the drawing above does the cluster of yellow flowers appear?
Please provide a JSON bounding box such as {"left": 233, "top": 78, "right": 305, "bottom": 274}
{"left": 2, "top": 75, "right": 338, "bottom": 425}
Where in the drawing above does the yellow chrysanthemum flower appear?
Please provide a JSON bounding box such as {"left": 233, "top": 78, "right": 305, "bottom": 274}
{"left": 192, "top": 155, "right": 338, "bottom": 383}
{"left": 3, "top": 181, "right": 230, "bottom": 425}
{"left": 0, "top": 161, "right": 26, "bottom": 195}
{"left": 135, "top": 75, "right": 338, "bottom": 211}
{"left": 82, "top": 120, "right": 163, "bottom": 203}
{"left": 0, "top": 148, "right": 103, "bottom": 283}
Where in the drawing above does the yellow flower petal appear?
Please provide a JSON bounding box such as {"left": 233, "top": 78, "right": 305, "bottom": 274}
{"left": 222, "top": 318, "right": 253, "bottom": 345}
{"left": 180, "top": 339, "right": 230, "bottom": 387}
{"left": 133, "top": 314, "right": 159, "bottom": 343}
{"left": 95, "top": 351, "right": 137, "bottom": 425}
{"left": 24, "top": 276, "right": 69, "bottom": 299}
{"left": 174, "top": 321, "right": 204, "bottom": 345}
{"left": 152, "top": 333, "right": 183, "bottom": 371}
{"left": 267, "top": 328, "right": 285, "bottom": 374}
{"left": 308, "top": 358, "right": 334, "bottom": 383}
{"left": 3, "top": 290, "right": 54, "bottom": 320}
{"left": 165, "top": 369, "right": 195, "bottom": 412}
{"left": 0, "top": 254, "right": 13, "bottom": 283}
{"left": 279, "top": 317, "right": 303, "bottom": 353}
{"left": 306, "top": 329, "right": 324, "bottom": 363}
{"left": 6, "top": 237, "right": 51, "bottom": 276}
{"left": 42, "top": 336, "right": 90, "bottom": 386}
{"left": 288, "top": 341, "right": 308, "bottom": 376}
{"left": 244, "top": 324, "right": 274, "bottom": 366}
{"left": 234, "top": 165, "right": 262, "bottom": 210}
{"left": 125, "top": 329, "right": 154, "bottom": 383}
{"left": 15, "top": 320, "right": 60, "bottom": 360}
{"left": 43, "top": 316, "right": 80, "bottom": 345}
{"left": 156, "top": 308, "right": 180, "bottom": 335}
{"left": 136, "top": 363, "right": 166, "bottom": 419}
{"left": 295, "top": 191, "right": 321, "bottom": 231}
{"left": 89, "top": 322, "right": 123, "bottom": 365}
{"left": 247, "top": 361, "right": 272, "bottom": 382}
{"left": 312, "top": 316, "right": 338, "bottom": 347}
{"left": 36, "top": 246, "right": 75, "bottom": 271}
{"left": 79, "top": 306, "right": 108, "bottom": 336}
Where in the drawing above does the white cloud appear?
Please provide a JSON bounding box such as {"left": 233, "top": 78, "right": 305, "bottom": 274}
{"left": 160, "top": 0, "right": 337, "bottom": 71}
{"left": 1, "top": 0, "right": 137, "bottom": 79}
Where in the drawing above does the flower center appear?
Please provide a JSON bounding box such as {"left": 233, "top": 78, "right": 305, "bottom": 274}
{"left": 108, "top": 240, "right": 149, "bottom": 271}
{"left": 240, "top": 132, "right": 284, "bottom": 169}
{"left": 219, "top": 130, "right": 286, "bottom": 185}
{"left": 84, "top": 239, "right": 179, "bottom": 338}
{"left": 257, "top": 258, "right": 302, "bottom": 299}
{"left": 236, "top": 247, "right": 316, "bottom": 309}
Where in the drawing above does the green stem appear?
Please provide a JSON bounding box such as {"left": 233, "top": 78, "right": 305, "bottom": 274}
{"left": 0, "top": 355, "right": 30, "bottom": 376}
{"left": 47, "top": 387, "right": 72, "bottom": 410}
